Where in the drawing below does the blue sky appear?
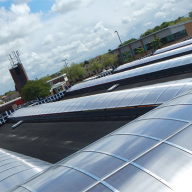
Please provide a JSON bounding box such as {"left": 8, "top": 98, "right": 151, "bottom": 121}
{"left": 0, "top": 0, "right": 54, "bottom": 13}
{"left": 0, "top": 0, "right": 192, "bottom": 95}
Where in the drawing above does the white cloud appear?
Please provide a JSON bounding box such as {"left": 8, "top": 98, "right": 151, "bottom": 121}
{"left": 123, "top": 0, "right": 136, "bottom": 6}
{"left": 144, "top": 22, "right": 152, "bottom": 26}
{"left": 133, "top": 3, "right": 158, "bottom": 17}
{"left": 122, "top": 16, "right": 135, "bottom": 24}
{"left": 0, "top": 0, "right": 192, "bottom": 94}
{"left": 155, "top": 11, "right": 168, "bottom": 18}
{"left": 51, "top": 0, "right": 95, "bottom": 13}
{"left": 10, "top": 3, "right": 30, "bottom": 15}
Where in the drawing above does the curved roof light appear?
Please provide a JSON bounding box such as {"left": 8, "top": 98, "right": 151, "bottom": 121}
{"left": 10, "top": 81, "right": 192, "bottom": 191}
{"left": 114, "top": 43, "right": 192, "bottom": 73}
{"left": 9, "top": 78, "right": 192, "bottom": 119}
{"left": 66, "top": 54, "right": 192, "bottom": 93}
{"left": 0, "top": 148, "right": 51, "bottom": 191}
{"left": 154, "top": 38, "right": 192, "bottom": 55}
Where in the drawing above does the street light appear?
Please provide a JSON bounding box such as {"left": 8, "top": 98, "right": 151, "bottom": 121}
{"left": 62, "top": 59, "right": 73, "bottom": 83}
{"left": 114, "top": 31, "right": 125, "bottom": 61}
{"left": 114, "top": 31, "right": 123, "bottom": 45}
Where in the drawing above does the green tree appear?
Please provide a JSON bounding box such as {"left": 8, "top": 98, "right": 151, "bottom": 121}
{"left": 40, "top": 75, "right": 52, "bottom": 82}
{"left": 84, "top": 60, "right": 89, "bottom": 64}
{"left": 100, "top": 53, "right": 118, "bottom": 69}
{"left": 160, "top": 22, "right": 169, "bottom": 29}
{"left": 69, "top": 63, "right": 86, "bottom": 80}
{"left": 119, "top": 38, "right": 137, "bottom": 47}
{"left": 51, "top": 73, "right": 57, "bottom": 78}
{"left": 153, "top": 25, "right": 161, "bottom": 32}
{"left": 123, "top": 51, "right": 133, "bottom": 62}
{"left": 61, "top": 63, "right": 86, "bottom": 81}
{"left": 5, "top": 91, "right": 14, "bottom": 96}
{"left": 108, "top": 49, "right": 112, "bottom": 52}
{"left": 189, "top": 11, "right": 192, "bottom": 18}
{"left": 140, "top": 29, "right": 153, "bottom": 38}
{"left": 136, "top": 47, "right": 145, "bottom": 57}
{"left": 21, "top": 79, "right": 50, "bottom": 101}
{"left": 89, "top": 58, "right": 101, "bottom": 74}
{"left": 151, "top": 37, "right": 163, "bottom": 50}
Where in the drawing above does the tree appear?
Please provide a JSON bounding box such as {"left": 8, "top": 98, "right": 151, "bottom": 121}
{"left": 61, "top": 63, "right": 86, "bottom": 81}
{"left": 136, "top": 47, "right": 145, "bottom": 57}
{"left": 140, "top": 29, "right": 153, "bottom": 38}
{"left": 51, "top": 73, "right": 57, "bottom": 78}
{"left": 89, "top": 58, "right": 101, "bottom": 74}
{"left": 21, "top": 79, "right": 50, "bottom": 101}
{"left": 40, "top": 75, "right": 52, "bottom": 82}
{"left": 108, "top": 49, "right": 112, "bottom": 52}
{"left": 5, "top": 91, "right": 14, "bottom": 96}
{"left": 70, "top": 63, "right": 86, "bottom": 80}
{"left": 151, "top": 37, "right": 163, "bottom": 50}
{"left": 153, "top": 25, "right": 161, "bottom": 32}
{"left": 189, "top": 11, "right": 192, "bottom": 18}
{"left": 100, "top": 53, "right": 118, "bottom": 69}
{"left": 120, "top": 38, "right": 137, "bottom": 47}
{"left": 160, "top": 22, "right": 169, "bottom": 29}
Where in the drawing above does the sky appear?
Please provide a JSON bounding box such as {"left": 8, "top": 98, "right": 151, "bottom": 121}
{"left": 0, "top": 0, "right": 191, "bottom": 95}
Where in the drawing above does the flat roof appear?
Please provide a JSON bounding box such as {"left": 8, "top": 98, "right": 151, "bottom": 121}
{"left": 47, "top": 73, "right": 67, "bottom": 83}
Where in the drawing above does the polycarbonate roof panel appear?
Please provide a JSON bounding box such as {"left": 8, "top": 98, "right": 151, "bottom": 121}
{"left": 0, "top": 148, "right": 51, "bottom": 192}
{"left": 142, "top": 104, "right": 192, "bottom": 122}
{"left": 114, "top": 119, "right": 187, "bottom": 139}
{"left": 135, "top": 143, "right": 192, "bottom": 191}
{"left": 85, "top": 135, "right": 158, "bottom": 160}
{"left": 62, "top": 151, "right": 124, "bottom": 178}
{"left": 9, "top": 78, "right": 192, "bottom": 119}
{"left": 19, "top": 166, "right": 96, "bottom": 192}
{"left": 168, "top": 124, "right": 192, "bottom": 151}
{"left": 114, "top": 43, "right": 192, "bottom": 72}
{"left": 12, "top": 81, "right": 192, "bottom": 192}
{"left": 10, "top": 187, "right": 29, "bottom": 192}
{"left": 66, "top": 54, "right": 192, "bottom": 93}
{"left": 154, "top": 39, "right": 192, "bottom": 55}
{"left": 105, "top": 165, "right": 172, "bottom": 192}
{"left": 87, "top": 183, "right": 112, "bottom": 192}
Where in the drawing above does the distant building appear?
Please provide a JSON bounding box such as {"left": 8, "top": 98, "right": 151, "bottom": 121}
{"left": 9, "top": 63, "right": 29, "bottom": 96}
{"left": 111, "top": 20, "right": 192, "bottom": 62}
{"left": 0, "top": 97, "right": 23, "bottom": 114}
{"left": 1, "top": 91, "right": 20, "bottom": 103}
{"left": 47, "top": 74, "right": 69, "bottom": 95}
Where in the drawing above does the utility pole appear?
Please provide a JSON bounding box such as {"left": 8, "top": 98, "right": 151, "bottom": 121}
{"left": 62, "top": 59, "right": 73, "bottom": 83}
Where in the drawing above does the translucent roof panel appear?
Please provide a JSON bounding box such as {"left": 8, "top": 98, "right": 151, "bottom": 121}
{"left": 134, "top": 143, "right": 192, "bottom": 191}
{"left": 0, "top": 148, "right": 51, "bottom": 192}
{"left": 114, "top": 43, "right": 192, "bottom": 73}
{"left": 154, "top": 39, "right": 192, "bottom": 55}
{"left": 61, "top": 151, "right": 125, "bottom": 178}
{"left": 9, "top": 78, "right": 192, "bottom": 119}
{"left": 66, "top": 54, "right": 192, "bottom": 93}
{"left": 105, "top": 165, "right": 172, "bottom": 192}
{"left": 84, "top": 135, "right": 158, "bottom": 160}
{"left": 18, "top": 165, "right": 96, "bottom": 192}
{"left": 11, "top": 85, "right": 192, "bottom": 192}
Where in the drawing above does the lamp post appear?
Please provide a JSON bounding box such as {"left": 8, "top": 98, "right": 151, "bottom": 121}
{"left": 62, "top": 59, "right": 73, "bottom": 83}
{"left": 114, "top": 31, "right": 124, "bottom": 62}
{"left": 114, "top": 31, "right": 123, "bottom": 45}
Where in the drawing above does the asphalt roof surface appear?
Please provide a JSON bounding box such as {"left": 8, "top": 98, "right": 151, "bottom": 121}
{"left": 0, "top": 120, "right": 129, "bottom": 163}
